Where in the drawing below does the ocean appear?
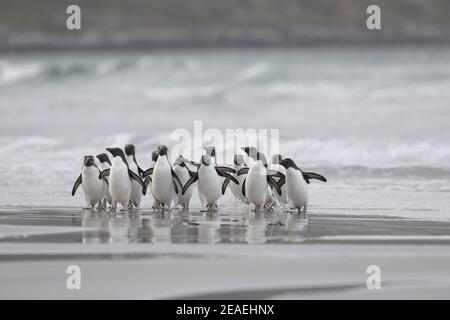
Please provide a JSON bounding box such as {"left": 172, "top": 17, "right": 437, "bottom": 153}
{"left": 1, "top": 46, "right": 450, "bottom": 299}
{"left": 1, "top": 47, "right": 449, "bottom": 218}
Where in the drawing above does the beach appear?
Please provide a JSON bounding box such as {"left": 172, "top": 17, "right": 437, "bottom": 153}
{"left": 1, "top": 202, "right": 450, "bottom": 299}
{"left": 1, "top": 46, "right": 450, "bottom": 299}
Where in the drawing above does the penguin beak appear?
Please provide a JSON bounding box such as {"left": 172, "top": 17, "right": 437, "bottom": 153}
{"left": 158, "top": 145, "right": 168, "bottom": 156}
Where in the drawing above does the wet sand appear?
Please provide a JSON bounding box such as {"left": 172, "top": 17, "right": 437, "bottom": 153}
{"left": 0, "top": 206, "right": 450, "bottom": 299}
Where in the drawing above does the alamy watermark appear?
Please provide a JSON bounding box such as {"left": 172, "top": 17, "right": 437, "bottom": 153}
{"left": 65, "top": 4, "right": 381, "bottom": 32}
{"left": 66, "top": 5, "right": 81, "bottom": 30}
{"left": 366, "top": 265, "right": 381, "bottom": 290}
{"left": 170, "top": 121, "right": 280, "bottom": 163}
{"left": 66, "top": 265, "right": 82, "bottom": 290}
{"left": 366, "top": 5, "right": 381, "bottom": 30}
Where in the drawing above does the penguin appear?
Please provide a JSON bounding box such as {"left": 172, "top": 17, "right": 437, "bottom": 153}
{"left": 182, "top": 155, "right": 239, "bottom": 212}
{"left": 225, "top": 154, "right": 249, "bottom": 204}
{"left": 71, "top": 155, "right": 104, "bottom": 210}
{"left": 124, "top": 144, "right": 145, "bottom": 209}
{"left": 204, "top": 146, "right": 217, "bottom": 165}
{"left": 279, "top": 158, "right": 327, "bottom": 214}
{"left": 172, "top": 156, "right": 196, "bottom": 209}
{"left": 99, "top": 147, "right": 144, "bottom": 212}
{"left": 239, "top": 147, "right": 285, "bottom": 212}
{"left": 142, "top": 150, "right": 158, "bottom": 203}
{"left": 271, "top": 154, "right": 288, "bottom": 206}
{"left": 96, "top": 153, "right": 113, "bottom": 208}
{"left": 147, "top": 145, "right": 181, "bottom": 210}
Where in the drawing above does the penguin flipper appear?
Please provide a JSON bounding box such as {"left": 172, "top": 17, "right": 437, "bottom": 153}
{"left": 71, "top": 174, "right": 82, "bottom": 196}
{"left": 171, "top": 169, "right": 182, "bottom": 187}
{"left": 182, "top": 174, "right": 198, "bottom": 195}
{"left": 189, "top": 161, "right": 201, "bottom": 168}
{"left": 267, "top": 175, "right": 282, "bottom": 196}
{"left": 99, "top": 169, "right": 110, "bottom": 180}
{"left": 172, "top": 178, "right": 179, "bottom": 194}
{"left": 214, "top": 166, "right": 236, "bottom": 174}
{"left": 138, "top": 166, "right": 145, "bottom": 178}
{"left": 143, "top": 168, "right": 154, "bottom": 178}
{"left": 103, "top": 178, "right": 109, "bottom": 186}
{"left": 267, "top": 170, "right": 285, "bottom": 180}
{"left": 215, "top": 168, "right": 239, "bottom": 185}
{"left": 277, "top": 176, "right": 286, "bottom": 190}
{"left": 241, "top": 178, "right": 246, "bottom": 197}
{"left": 188, "top": 169, "right": 196, "bottom": 178}
{"left": 303, "top": 172, "right": 327, "bottom": 183}
{"left": 237, "top": 167, "right": 249, "bottom": 176}
{"left": 144, "top": 176, "right": 152, "bottom": 188}
{"left": 221, "top": 178, "right": 230, "bottom": 195}
{"left": 129, "top": 169, "right": 145, "bottom": 189}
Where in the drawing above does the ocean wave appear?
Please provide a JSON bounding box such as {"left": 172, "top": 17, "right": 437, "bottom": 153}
{"left": 0, "top": 61, "right": 43, "bottom": 85}
{"left": 1, "top": 136, "right": 450, "bottom": 169}
{"left": 282, "top": 139, "right": 450, "bottom": 167}
{"left": 0, "top": 58, "right": 133, "bottom": 86}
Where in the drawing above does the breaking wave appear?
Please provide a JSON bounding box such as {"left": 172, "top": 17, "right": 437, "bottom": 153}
{"left": 283, "top": 139, "right": 450, "bottom": 168}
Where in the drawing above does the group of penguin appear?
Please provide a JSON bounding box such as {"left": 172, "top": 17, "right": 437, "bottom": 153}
{"left": 72, "top": 144, "right": 327, "bottom": 214}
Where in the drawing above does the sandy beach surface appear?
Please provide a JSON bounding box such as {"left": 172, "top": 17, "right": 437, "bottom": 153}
{"left": 1, "top": 206, "right": 450, "bottom": 300}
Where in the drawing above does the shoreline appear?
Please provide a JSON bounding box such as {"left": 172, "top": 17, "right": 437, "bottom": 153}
{"left": 1, "top": 208, "right": 450, "bottom": 299}
{"left": 2, "top": 37, "right": 450, "bottom": 54}
{"left": 0, "top": 243, "right": 449, "bottom": 299}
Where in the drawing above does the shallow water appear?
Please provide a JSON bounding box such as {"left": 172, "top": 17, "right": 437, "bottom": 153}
{"left": 1, "top": 206, "right": 450, "bottom": 247}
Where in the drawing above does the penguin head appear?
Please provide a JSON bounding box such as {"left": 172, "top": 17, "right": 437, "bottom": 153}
{"left": 241, "top": 147, "right": 258, "bottom": 160}
{"left": 241, "top": 147, "right": 267, "bottom": 167}
{"left": 279, "top": 158, "right": 298, "bottom": 170}
{"left": 124, "top": 144, "right": 136, "bottom": 157}
{"left": 234, "top": 154, "right": 245, "bottom": 165}
{"left": 151, "top": 150, "right": 159, "bottom": 162}
{"left": 201, "top": 155, "right": 211, "bottom": 166}
{"left": 106, "top": 147, "right": 127, "bottom": 164}
{"left": 83, "top": 155, "right": 96, "bottom": 167}
{"left": 96, "top": 153, "right": 111, "bottom": 165}
{"left": 158, "top": 145, "right": 168, "bottom": 156}
{"left": 272, "top": 154, "right": 283, "bottom": 164}
{"left": 204, "top": 146, "right": 216, "bottom": 158}
{"left": 174, "top": 155, "right": 185, "bottom": 166}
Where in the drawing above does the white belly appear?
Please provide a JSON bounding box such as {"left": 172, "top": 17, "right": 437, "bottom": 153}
{"left": 230, "top": 164, "right": 248, "bottom": 203}
{"left": 130, "top": 180, "right": 143, "bottom": 206}
{"left": 173, "top": 166, "right": 193, "bottom": 205}
{"left": 246, "top": 164, "right": 267, "bottom": 207}
{"left": 100, "top": 164, "right": 112, "bottom": 204}
{"left": 81, "top": 166, "right": 103, "bottom": 206}
{"left": 109, "top": 162, "right": 132, "bottom": 205}
{"left": 287, "top": 170, "right": 308, "bottom": 209}
{"left": 102, "top": 180, "right": 112, "bottom": 204}
{"left": 265, "top": 186, "right": 275, "bottom": 205}
{"left": 198, "top": 166, "right": 221, "bottom": 206}
{"left": 151, "top": 161, "right": 174, "bottom": 204}
{"left": 128, "top": 162, "right": 142, "bottom": 206}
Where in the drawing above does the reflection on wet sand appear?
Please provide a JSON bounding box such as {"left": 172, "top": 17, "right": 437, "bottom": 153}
{"left": 81, "top": 209, "right": 309, "bottom": 244}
